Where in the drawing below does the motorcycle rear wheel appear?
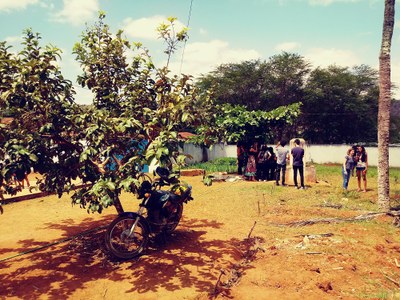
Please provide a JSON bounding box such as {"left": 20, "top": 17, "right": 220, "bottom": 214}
{"left": 105, "top": 216, "right": 149, "bottom": 259}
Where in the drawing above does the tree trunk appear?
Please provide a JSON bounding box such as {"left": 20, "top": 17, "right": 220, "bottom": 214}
{"left": 377, "top": 0, "right": 395, "bottom": 211}
{"left": 201, "top": 145, "right": 208, "bottom": 162}
{"left": 113, "top": 193, "right": 125, "bottom": 214}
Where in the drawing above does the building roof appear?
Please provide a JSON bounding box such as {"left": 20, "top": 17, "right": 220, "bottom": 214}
{"left": 178, "top": 132, "right": 196, "bottom": 140}
{"left": 0, "top": 117, "right": 13, "bottom": 125}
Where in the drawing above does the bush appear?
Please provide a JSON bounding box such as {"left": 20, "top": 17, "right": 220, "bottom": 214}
{"left": 185, "top": 157, "right": 237, "bottom": 173}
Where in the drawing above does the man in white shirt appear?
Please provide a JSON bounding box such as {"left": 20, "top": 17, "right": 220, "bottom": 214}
{"left": 275, "top": 140, "right": 289, "bottom": 186}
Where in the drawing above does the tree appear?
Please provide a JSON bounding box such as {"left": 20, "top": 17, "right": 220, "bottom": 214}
{"left": 195, "top": 54, "right": 310, "bottom": 141}
{"left": 196, "top": 60, "right": 268, "bottom": 111}
{"left": 0, "top": 14, "right": 198, "bottom": 214}
{"left": 302, "top": 65, "right": 379, "bottom": 144}
{"left": 264, "top": 52, "right": 311, "bottom": 109}
{"left": 191, "top": 102, "right": 301, "bottom": 146}
{"left": 0, "top": 29, "right": 78, "bottom": 199}
{"left": 377, "top": 0, "right": 395, "bottom": 211}
{"left": 196, "top": 53, "right": 311, "bottom": 113}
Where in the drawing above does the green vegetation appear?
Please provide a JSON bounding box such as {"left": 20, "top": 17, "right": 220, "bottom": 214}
{"left": 184, "top": 157, "right": 237, "bottom": 174}
{"left": 186, "top": 159, "right": 400, "bottom": 181}
{"left": 184, "top": 160, "right": 400, "bottom": 207}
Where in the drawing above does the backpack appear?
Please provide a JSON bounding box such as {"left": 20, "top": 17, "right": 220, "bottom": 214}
{"left": 258, "top": 151, "right": 270, "bottom": 164}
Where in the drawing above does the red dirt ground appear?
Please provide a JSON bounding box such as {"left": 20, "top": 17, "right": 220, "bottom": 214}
{"left": 1, "top": 173, "right": 400, "bottom": 299}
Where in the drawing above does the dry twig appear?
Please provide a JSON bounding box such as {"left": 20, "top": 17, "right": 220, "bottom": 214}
{"left": 383, "top": 273, "right": 400, "bottom": 287}
{"left": 247, "top": 221, "right": 257, "bottom": 238}
{"left": 394, "top": 258, "right": 400, "bottom": 268}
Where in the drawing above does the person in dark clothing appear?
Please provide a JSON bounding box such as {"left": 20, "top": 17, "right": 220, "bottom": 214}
{"left": 266, "top": 147, "right": 276, "bottom": 180}
{"left": 291, "top": 139, "right": 305, "bottom": 189}
{"left": 355, "top": 145, "right": 368, "bottom": 192}
{"left": 237, "top": 142, "right": 246, "bottom": 175}
{"left": 256, "top": 144, "right": 269, "bottom": 181}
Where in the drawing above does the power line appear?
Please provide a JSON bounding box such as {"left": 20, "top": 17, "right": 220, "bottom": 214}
{"left": 179, "top": 0, "right": 194, "bottom": 74}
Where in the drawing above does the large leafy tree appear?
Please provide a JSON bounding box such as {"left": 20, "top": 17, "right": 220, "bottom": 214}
{"left": 0, "top": 29, "right": 79, "bottom": 198}
{"left": 195, "top": 53, "right": 310, "bottom": 142}
{"left": 196, "top": 53, "right": 311, "bottom": 113}
{"left": 0, "top": 14, "right": 198, "bottom": 214}
{"left": 191, "top": 100, "right": 302, "bottom": 145}
{"left": 301, "top": 65, "right": 379, "bottom": 144}
{"left": 196, "top": 60, "right": 268, "bottom": 111}
{"left": 263, "top": 52, "right": 311, "bottom": 110}
{"left": 195, "top": 54, "right": 381, "bottom": 144}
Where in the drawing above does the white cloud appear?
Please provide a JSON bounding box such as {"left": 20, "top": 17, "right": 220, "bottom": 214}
{"left": 275, "top": 42, "right": 301, "bottom": 52}
{"left": 51, "top": 0, "right": 99, "bottom": 26}
{"left": 308, "top": 0, "right": 360, "bottom": 6}
{"left": 4, "top": 35, "right": 23, "bottom": 45}
{"left": 0, "top": 0, "right": 39, "bottom": 12}
{"left": 199, "top": 28, "right": 208, "bottom": 36}
{"left": 305, "top": 47, "right": 360, "bottom": 68}
{"left": 167, "top": 39, "right": 261, "bottom": 77}
{"left": 123, "top": 15, "right": 186, "bottom": 41}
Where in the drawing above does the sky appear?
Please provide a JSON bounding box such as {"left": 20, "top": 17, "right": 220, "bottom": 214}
{"left": 0, "top": 0, "right": 399, "bottom": 104}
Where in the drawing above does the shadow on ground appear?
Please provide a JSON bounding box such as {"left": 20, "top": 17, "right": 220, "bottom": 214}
{"left": 0, "top": 217, "right": 248, "bottom": 299}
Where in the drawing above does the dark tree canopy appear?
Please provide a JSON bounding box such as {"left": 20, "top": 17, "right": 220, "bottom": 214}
{"left": 302, "top": 65, "right": 379, "bottom": 144}
{"left": 196, "top": 54, "right": 388, "bottom": 144}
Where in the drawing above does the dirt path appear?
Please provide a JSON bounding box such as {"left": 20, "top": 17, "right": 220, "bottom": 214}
{"left": 1, "top": 175, "right": 400, "bottom": 299}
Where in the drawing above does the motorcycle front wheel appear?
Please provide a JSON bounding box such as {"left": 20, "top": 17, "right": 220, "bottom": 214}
{"left": 105, "top": 216, "right": 149, "bottom": 259}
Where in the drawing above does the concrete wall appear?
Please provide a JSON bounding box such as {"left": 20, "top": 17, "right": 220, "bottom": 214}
{"left": 182, "top": 143, "right": 400, "bottom": 168}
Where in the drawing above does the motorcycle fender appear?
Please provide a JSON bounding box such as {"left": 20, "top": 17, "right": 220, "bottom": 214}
{"left": 118, "top": 212, "right": 151, "bottom": 233}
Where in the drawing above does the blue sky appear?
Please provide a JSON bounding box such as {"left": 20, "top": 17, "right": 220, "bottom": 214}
{"left": 0, "top": 0, "right": 399, "bottom": 103}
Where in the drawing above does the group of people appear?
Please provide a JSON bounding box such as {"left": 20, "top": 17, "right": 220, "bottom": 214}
{"left": 237, "top": 141, "right": 277, "bottom": 182}
{"left": 237, "top": 138, "right": 306, "bottom": 189}
{"left": 342, "top": 145, "right": 368, "bottom": 192}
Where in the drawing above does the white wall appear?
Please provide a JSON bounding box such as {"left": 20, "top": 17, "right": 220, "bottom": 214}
{"left": 307, "top": 145, "right": 400, "bottom": 167}
{"left": 182, "top": 143, "right": 400, "bottom": 168}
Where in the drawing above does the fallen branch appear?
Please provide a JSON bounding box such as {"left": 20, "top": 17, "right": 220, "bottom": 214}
{"left": 211, "top": 223, "right": 264, "bottom": 298}
{"left": 317, "top": 203, "right": 343, "bottom": 209}
{"left": 277, "top": 212, "right": 386, "bottom": 227}
{"left": 296, "top": 233, "right": 334, "bottom": 239}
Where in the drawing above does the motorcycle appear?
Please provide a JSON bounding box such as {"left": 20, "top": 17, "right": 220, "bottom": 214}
{"left": 104, "top": 167, "right": 193, "bottom": 259}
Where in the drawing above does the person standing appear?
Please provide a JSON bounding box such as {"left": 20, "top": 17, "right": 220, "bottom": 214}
{"left": 245, "top": 141, "right": 258, "bottom": 181}
{"left": 291, "top": 139, "right": 305, "bottom": 189}
{"left": 256, "top": 144, "right": 270, "bottom": 181}
{"left": 342, "top": 147, "right": 355, "bottom": 190}
{"left": 265, "top": 147, "right": 276, "bottom": 180}
{"left": 355, "top": 145, "right": 368, "bottom": 192}
{"left": 275, "top": 140, "right": 289, "bottom": 186}
{"left": 237, "top": 142, "right": 246, "bottom": 175}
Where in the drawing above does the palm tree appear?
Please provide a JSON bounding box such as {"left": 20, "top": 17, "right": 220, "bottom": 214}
{"left": 378, "top": 0, "right": 395, "bottom": 211}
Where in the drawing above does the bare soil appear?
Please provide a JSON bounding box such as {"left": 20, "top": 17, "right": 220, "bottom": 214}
{"left": 1, "top": 171, "right": 400, "bottom": 299}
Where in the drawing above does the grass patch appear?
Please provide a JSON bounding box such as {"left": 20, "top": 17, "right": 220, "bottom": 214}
{"left": 185, "top": 157, "right": 237, "bottom": 173}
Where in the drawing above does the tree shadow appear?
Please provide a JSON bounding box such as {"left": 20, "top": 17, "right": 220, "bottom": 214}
{"left": 0, "top": 216, "right": 251, "bottom": 299}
